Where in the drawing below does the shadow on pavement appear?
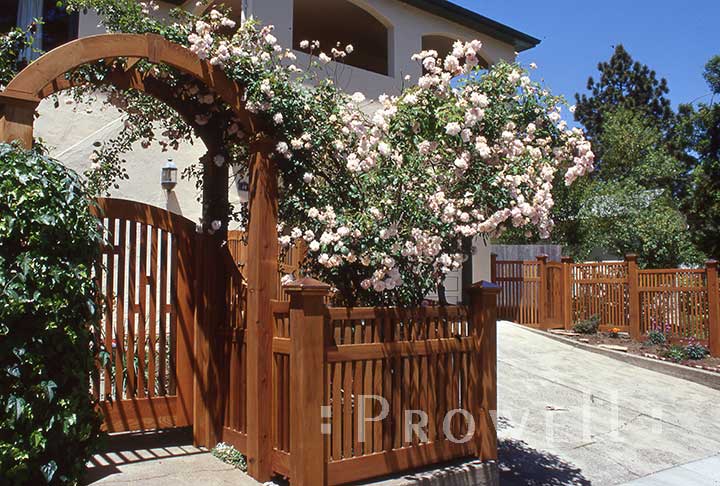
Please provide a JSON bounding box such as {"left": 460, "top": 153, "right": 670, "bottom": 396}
{"left": 498, "top": 438, "right": 591, "bottom": 485}
{"left": 82, "top": 428, "right": 204, "bottom": 485}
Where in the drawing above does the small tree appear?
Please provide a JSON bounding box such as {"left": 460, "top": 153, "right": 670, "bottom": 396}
{"left": 0, "top": 143, "right": 103, "bottom": 484}
{"left": 569, "top": 109, "right": 703, "bottom": 267}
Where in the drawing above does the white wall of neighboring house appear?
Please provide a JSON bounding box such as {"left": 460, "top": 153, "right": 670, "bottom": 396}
{"left": 29, "top": 0, "right": 523, "bottom": 299}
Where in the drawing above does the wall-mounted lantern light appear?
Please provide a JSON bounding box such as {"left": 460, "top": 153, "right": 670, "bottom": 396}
{"left": 161, "top": 159, "right": 178, "bottom": 192}
{"left": 233, "top": 164, "right": 249, "bottom": 203}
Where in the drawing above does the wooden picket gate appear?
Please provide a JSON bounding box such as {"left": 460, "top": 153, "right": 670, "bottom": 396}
{"left": 91, "top": 198, "right": 195, "bottom": 432}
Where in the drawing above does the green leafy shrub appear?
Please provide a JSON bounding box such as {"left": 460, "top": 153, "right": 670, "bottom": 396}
{"left": 0, "top": 143, "right": 103, "bottom": 484}
{"left": 664, "top": 345, "right": 686, "bottom": 363}
{"left": 573, "top": 315, "right": 600, "bottom": 334}
{"left": 684, "top": 342, "right": 709, "bottom": 360}
{"left": 211, "top": 442, "right": 247, "bottom": 471}
{"left": 646, "top": 329, "right": 667, "bottom": 346}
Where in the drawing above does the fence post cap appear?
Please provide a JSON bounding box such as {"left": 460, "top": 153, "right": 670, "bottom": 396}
{"left": 707, "top": 260, "right": 719, "bottom": 269}
{"left": 536, "top": 254, "right": 549, "bottom": 262}
{"left": 625, "top": 253, "right": 638, "bottom": 262}
{"left": 283, "top": 276, "right": 331, "bottom": 294}
{"left": 561, "top": 256, "right": 574, "bottom": 263}
{"left": 469, "top": 280, "right": 501, "bottom": 294}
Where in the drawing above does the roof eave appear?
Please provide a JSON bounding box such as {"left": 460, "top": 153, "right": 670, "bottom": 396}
{"left": 398, "top": 0, "right": 541, "bottom": 52}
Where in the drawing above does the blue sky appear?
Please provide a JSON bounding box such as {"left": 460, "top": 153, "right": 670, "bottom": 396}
{"left": 453, "top": 0, "right": 720, "bottom": 110}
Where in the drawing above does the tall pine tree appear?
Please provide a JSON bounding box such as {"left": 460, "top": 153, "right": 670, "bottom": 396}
{"left": 574, "top": 45, "right": 674, "bottom": 145}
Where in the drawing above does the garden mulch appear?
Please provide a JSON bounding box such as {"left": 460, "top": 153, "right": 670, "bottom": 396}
{"left": 550, "top": 330, "right": 720, "bottom": 373}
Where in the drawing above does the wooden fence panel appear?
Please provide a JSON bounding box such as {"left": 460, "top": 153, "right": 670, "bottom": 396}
{"left": 270, "top": 300, "right": 495, "bottom": 485}
{"left": 638, "top": 269, "right": 709, "bottom": 341}
{"left": 227, "top": 230, "right": 306, "bottom": 302}
{"left": 271, "top": 300, "right": 292, "bottom": 459}
{"left": 219, "top": 247, "right": 249, "bottom": 452}
{"left": 492, "top": 256, "right": 719, "bottom": 354}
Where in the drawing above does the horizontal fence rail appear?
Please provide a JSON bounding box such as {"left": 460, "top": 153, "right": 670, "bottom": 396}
{"left": 491, "top": 254, "right": 720, "bottom": 356}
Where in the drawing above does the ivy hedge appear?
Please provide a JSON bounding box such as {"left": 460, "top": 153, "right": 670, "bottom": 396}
{"left": 0, "top": 142, "right": 103, "bottom": 484}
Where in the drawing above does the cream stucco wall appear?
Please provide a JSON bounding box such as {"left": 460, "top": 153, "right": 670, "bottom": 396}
{"left": 248, "top": 0, "right": 517, "bottom": 98}
{"left": 33, "top": 0, "right": 520, "bottom": 290}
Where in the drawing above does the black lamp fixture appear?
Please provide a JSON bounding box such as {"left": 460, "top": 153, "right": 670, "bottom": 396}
{"left": 161, "top": 159, "right": 178, "bottom": 191}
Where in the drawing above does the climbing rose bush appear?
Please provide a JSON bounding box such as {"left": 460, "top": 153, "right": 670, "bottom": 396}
{"left": 63, "top": 0, "right": 594, "bottom": 305}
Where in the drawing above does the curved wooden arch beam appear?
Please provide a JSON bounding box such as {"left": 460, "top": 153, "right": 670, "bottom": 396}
{"left": 0, "top": 33, "right": 261, "bottom": 147}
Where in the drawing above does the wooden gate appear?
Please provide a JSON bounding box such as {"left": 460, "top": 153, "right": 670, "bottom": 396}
{"left": 91, "top": 198, "right": 195, "bottom": 432}
{"left": 543, "top": 261, "right": 564, "bottom": 328}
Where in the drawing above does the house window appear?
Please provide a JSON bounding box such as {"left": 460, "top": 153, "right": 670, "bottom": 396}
{"left": 293, "top": 0, "right": 390, "bottom": 76}
{"left": 422, "top": 35, "right": 489, "bottom": 69}
{"left": 0, "top": 0, "right": 79, "bottom": 59}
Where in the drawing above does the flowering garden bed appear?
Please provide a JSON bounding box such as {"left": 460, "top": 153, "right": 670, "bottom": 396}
{"left": 551, "top": 330, "right": 720, "bottom": 374}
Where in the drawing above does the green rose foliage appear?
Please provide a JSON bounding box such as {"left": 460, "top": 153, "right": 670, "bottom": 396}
{"left": 0, "top": 26, "right": 34, "bottom": 89}
{"left": 0, "top": 143, "right": 103, "bottom": 484}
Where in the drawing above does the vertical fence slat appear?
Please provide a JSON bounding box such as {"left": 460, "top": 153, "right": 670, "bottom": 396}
{"left": 115, "top": 220, "right": 127, "bottom": 399}
{"left": 158, "top": 230, "right": 168, "bottom": 396}
{"left": 103, "top": 218, "right": 115, "bottom": 399}
{"left": 148, "top": 226, "right": 158, "bottom": 397}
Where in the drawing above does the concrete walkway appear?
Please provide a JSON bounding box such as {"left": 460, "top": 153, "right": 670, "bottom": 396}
{"left": 83, "top": 429, "right": 259, "bottom": 486}
{"left": 497, "top": 321, "right": 720, "bottom": 485}
{"left": 620, "top": 454, "right": 720, "bottom": 485}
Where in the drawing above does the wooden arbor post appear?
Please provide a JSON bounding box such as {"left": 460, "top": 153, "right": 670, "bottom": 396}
{"left": 625, "top": 254, "right": 641, "bottom": 339}
{"left": 285, "top": 277, "right": 332, "bottom": 486}
{"left": 706, "top": 260, "right": 720, "bottom": 357}
{"left": 192, "top": 150, "right": 230, "bottom": 448}
{"left": 0, "top": 92, "right": 36, "bottom": 148}
{"left": 468, "top": 281, "right": 500, "bottom": 461}
{"left": 245, "top": 139, "right": 279, "bottom": 481}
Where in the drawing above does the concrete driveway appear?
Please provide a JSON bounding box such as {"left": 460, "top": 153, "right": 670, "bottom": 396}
{"left": 497, "top": 321, "right": 720, "bottom": 485}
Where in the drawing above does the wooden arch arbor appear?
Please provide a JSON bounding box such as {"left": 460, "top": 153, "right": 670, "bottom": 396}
{"left": 0, "top": 33, "right": 279, "bottom": 480}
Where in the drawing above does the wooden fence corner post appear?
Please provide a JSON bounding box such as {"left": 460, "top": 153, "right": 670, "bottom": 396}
{"left": 561, "top": 257, "right": 574, "bottom": 330}
{"left": 286, "top": 277, "right": 331, "bottom": 486}
{"left": 706, "top": 260, "right": 720, "bottom": 357}
{"left": 536, "top": 255, "right": 548, "bottom": 329}
{"left": 625, "top": 254, "right": 641, "bottom": 339}
{"left": 469, "top": 281, "right": 500, "bottom": 461}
